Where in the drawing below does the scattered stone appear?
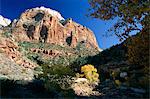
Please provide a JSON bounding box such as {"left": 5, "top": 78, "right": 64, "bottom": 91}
{"left": 120, "top": 72, "right": 127, "bottom": 78}
{"left": 130, "top": 87, "right": 146, "bottom": 94}
{"left": 71, "top": 78, "right": 101, "bottom": 96}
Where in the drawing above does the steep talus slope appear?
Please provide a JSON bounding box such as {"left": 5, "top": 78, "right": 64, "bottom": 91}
{"left": 0, "top": 29, "right": 38, "bottom": 81}
{"left": 0, "top": 53, "right": 34, "bottom": 80}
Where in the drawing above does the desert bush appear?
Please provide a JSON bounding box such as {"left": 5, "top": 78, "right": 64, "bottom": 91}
{"left": 2, "top": 31, "right": 12, "bottom": 38}
{"left": 70, "top": 56, "right": 88, "bottom": 72}
{"left": 43, "top": 75, "right": 75, "bottom": 97}
{"left": 18, "top": 41, "right": 33, "bottom": 50}
{"left": 41, "top": 64, "right": 75, "bottom": 78}
{"left": 34, "top": 66, "right": 43, "bottom": 78}
{"left": 38, "top": 63, "right": 75, "bottom": 97}
{"left": 27, "top": 53, "right": 40, "bottom": 61}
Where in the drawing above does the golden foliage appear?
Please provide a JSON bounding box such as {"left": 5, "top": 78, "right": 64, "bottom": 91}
{"left": 115, "top": 80, "right": 121, "bottom": 86}
{"left": 79, "top": 64, "right": 99, "bottom": 83}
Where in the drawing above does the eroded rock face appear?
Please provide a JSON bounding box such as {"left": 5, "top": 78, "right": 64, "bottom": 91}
{"left": 12, "top": 7, "right": 100, "bottom": 50}
{"left": 30, "top": 48, "right": 63, "bottom": 58}
{"left": 0, "top": 34, "right": 37, "bottom": 69}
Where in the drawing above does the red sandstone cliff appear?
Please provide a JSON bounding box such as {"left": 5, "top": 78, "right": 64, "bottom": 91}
{"left": 12, "top": 7, "right": 100, "bottom": 50}
{"left": 0, "top": 30, "right": 37, "bottom": 69}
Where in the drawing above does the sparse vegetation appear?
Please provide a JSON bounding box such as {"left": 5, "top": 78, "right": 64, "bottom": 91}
{"left": 2, "top": 31, "right": 12, "bottom": 38}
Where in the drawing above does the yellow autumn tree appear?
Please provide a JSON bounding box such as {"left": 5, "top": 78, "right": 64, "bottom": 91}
{"left": 79, "top": 64, "right": 99, "bottom": 83}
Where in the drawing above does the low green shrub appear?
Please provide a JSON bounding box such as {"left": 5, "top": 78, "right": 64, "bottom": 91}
{"left": 40, "top": 64, "right": 75, "bottom": 78}
{"left": 3, "top": 32, "right": 12, "bottom": 38}
{"left": 38, "top": 63, "right": 75, "bottom": 97}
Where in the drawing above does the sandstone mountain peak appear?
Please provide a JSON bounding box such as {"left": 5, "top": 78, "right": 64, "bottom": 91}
{"left": 0, "top": 15, "right": 11, "bottom": 27}
{"left": 26, "top": 6, "right": 64, "bottom": 20}
{"left": 11, "top": 7, "right": 100, "bottom": 50}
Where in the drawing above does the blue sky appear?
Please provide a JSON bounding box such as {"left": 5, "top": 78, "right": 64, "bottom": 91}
{"left": 0, "top": 0, "right": 121, "bottom": 49}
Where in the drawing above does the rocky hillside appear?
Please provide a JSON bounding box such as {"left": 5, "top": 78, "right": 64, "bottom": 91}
{"left": 0, "top": 6, "right": 100, "bottom": 81}
{"left": 0, "top": 7, "right": 102, "bottom": 98}
{"left": 0, "top": 28, "right": 38, "bottom": 81}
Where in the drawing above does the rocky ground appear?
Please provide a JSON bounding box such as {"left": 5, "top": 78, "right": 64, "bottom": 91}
{"left": 1, "top": 78, "right": 147, "bottom": 98}
{"left": 0, "top": 53, "right": 34, "bottom": 81}
{"left": 97, "top": 79, "right": 146, "bottom": 98}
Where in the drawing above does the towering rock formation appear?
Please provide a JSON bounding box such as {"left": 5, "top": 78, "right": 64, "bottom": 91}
{"left": 12, "top": 6, "right": 100, "bottom": 50}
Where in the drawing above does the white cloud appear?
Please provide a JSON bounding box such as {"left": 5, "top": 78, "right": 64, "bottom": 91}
{"left": 0, "top": 15, "right": 11, "bottom": 27}
{"left": 34, "top": 6, "right": 64, "bottom": 20}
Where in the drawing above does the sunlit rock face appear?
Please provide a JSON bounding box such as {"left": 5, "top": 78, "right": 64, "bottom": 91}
{"left": 12, "top": 6, "right": 101, "bottom": 51}
{"left": 0, "top": 15, "right": 11, "bottom": 27}
{"left": 0, "top": 30, "right": 38, "bottom": 81}
{"left": 0, "top": 33, "right": 37, "bottom": 69}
